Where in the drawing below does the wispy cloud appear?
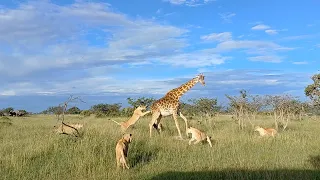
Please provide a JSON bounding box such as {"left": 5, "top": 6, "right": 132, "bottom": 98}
{"left": 0, "top": 1, "right": 188, "bottom": 77}
{"left": 219, "top": 12, "right": 236, "bottom": 23}
{"left": 200, "top": 32, "right": 292, "bottom": 63}
{"left": 251, "top": 23, "right": 284, "bottom": 35}
{"left": 201, "top": 32, "right": 232, "bottom": 42}
{"left": 293, "top": 61, "right": 308, "bottom": 65}
{"left": 157, "top": 52, "right": 230, "bottom": 67}
{"left": 251, "top": 24, "right": 270, "bottom": 30}
{"left": 281, "top": 34, "right": 317, "bottom": 41}
{"left": 265, "top": 29, "right": 278, "bottom": 35}
{"left": 248, "top": 55, "right": 283, "bottom": 63}
{"left": 164, "top": 0, "right": 215, "bottom": 6}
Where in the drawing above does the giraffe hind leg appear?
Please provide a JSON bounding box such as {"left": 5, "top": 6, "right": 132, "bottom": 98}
{"left": 149, "top": 111, "right": 161, "bottom": 138}
{"left": 172, "top": 113, "right": 183, "bottom": 140}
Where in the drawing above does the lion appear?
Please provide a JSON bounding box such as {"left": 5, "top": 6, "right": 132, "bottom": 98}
{"left": 111, "top": 105, "right": 150, "bottom": 132}
{"left": 115, "top": 133, "right": 133, "bottom": 169}
{"left": 186, "top": 126, "right": 213, "bottom": 147}
{"left": 54, "top": 122, "right": 83, "bottom": 137}
{"left": 254, "top": 126, "right": 277, "bottom": 137}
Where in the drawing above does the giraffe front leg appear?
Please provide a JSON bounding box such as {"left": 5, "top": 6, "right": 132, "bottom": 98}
{"left": 173, "top": 113, "right": 183, "bottom": 140}
{"left": 179, "top": 112, "right": 189, "bottom": 136}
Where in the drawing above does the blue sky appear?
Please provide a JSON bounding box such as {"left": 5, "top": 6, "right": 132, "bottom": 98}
{"left": 0, "top": 0, "right": 319, "bottom": 112}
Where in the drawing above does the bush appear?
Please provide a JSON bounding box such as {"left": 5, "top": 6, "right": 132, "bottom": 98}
{"left": 80, "top": 110, "right": 92, "bottom": 117}
{"left": 95, "top": 111, "right": 105, "bottom": 118}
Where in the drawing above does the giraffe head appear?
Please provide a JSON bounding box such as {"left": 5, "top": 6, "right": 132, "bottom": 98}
{"left": 195, "top": 73, "right": 205, "bottom": 86}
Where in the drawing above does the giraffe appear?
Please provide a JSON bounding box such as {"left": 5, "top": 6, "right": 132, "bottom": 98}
{"left": 149, "top": 73, "right": 206, "bottom": 139}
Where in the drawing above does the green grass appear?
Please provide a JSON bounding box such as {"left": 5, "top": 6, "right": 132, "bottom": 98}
{"left": 1, "top": 114, "right": 320, "bottom": 180}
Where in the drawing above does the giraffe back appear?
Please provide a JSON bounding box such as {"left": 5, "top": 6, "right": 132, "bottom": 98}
{"left": 151, "top": 96, "right": 180, "bottom": 116}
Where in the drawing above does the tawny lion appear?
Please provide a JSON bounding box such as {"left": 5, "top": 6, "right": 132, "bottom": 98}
{"left": 115, "top": 133, "right": 132, "bottom": 169}
{"left": 187, "top": 126, "right": 213, "bottom": 147}
{"left": 111, "top": 105, "right": 150, "bottom": 132}
{"left": 254, "top": 126, "right": 277, "bottom": 137}
{"left": 54, "top": 122, "right": 83, "bottom": 137}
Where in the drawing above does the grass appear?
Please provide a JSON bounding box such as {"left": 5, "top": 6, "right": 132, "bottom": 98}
{"left": 1, "top": 114, "right": 320, "bottom": 180}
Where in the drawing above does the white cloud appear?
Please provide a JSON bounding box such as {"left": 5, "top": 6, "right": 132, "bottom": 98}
{"left": 281, "top": 34, "right": 317, "bottom": 41}
{"left": 293, "top": 61, "right": 308, "bottom": 65}
{"left": 0, "top": 1, "right": 189, "bottom": 77}
{"left": 164, "top": 0, "right": 215, "bottom": 6}
{"left": 0, "top": 90, "right": 16, "bottom": 96}
{"left": 204, "top": 0, "right": 216, "bottom": 3}
{"left": 248, "top": 55, "right": 283, "bottom": 63}
{"left": 251, "top": 24, "right": 270, "bottom": 30}
{"left": 201, "top": 32, "right": 232, "bottom": 42}
{"left": 219, "top": 12, "right": 236, "bottom": 23}
{"left": 217, "top": 79, "right": 280, "bottom": 85}
{"left": 200, "top": 32, "right": 293, "bottom": 64}
{"left": 316, "top": 44, "right": 320, "bottom": 48}
{"left": 213, "top": 40, "right": 291, "bottom": 53}
{"left": 157, "top": 52, "right": 230, "bottom": 67}
{"left": 265, "top": 29, "right": 278, "bottom": 35}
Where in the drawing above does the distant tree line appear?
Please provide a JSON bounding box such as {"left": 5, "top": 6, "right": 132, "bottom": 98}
{"left": 37, "top": 96, "right": 221, "bottom": 118}
{"left": 2, "top": 73, "right": 319, "bottom": 125}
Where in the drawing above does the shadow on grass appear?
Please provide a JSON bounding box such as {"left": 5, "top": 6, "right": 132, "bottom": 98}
{"left": 0, "top": 117, "right": 12, "bottom": 127}
{"left": 309, "top": 155, "right": 320, "bottom": 169}
{"left": 129, "top": 140, "right": 159, "bottom": 168}
{"left": 150, "top": 169, "right": 320, "bottom": 180}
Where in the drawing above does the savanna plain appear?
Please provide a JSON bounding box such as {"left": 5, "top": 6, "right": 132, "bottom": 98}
{"left": 1, "top": 114, "right": 320, "bottom": 180}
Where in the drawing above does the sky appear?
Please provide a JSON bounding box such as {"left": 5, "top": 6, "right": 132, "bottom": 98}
{"left": 0, "top": 0, "right": 319, "bottom": 112}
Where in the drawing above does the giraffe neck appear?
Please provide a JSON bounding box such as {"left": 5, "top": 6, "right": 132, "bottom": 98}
{"left": 167, "top": 78, "right": 198, "bottom": 99}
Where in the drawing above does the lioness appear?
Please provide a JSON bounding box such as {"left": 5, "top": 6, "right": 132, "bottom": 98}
{"left": 254, "top": 126, "right": 277, "bottom": 137}
{"left": 54, "top": 122, "right": 83, "bottom": 137}
{"left": 187, "top": 126, "right": 213, "bottom": 147}
{"left": 115, "top": 133, "right": 132, "bottom": 169}
{"left": 111, "top": 105, "right": 150, "bottom": 132}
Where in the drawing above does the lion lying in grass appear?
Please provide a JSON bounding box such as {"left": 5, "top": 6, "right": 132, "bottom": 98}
{"left": 54, "top": 122, "right": 83, "bottom": 137}
{"left": 111, "top": 105, "right": 150, "bottom": 132}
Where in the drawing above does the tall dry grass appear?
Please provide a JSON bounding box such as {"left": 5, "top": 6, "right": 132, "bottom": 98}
{"left": 1, "top": 114, "right": 320, "bottom": 180}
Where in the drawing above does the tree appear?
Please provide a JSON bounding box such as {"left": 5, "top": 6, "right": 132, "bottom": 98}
{"left": 180, "top": 102, "right": 197, "bottom": 117}
{"left": 266, "top": 94, "right": 297, "bottom": 131}
{"left": 2, "top": 107, "right": 14, "bottom": 114}
{"left": 90, "top": 103, "right": 122, "bottom": 117}
{"left": 47, "top": 106, "right": 64, "bottom": 116}
{"left": 226, "top": 90, "right": 250, "bottom": 130}
{"left": 189, "top": 98, "right": 220, "bottom": 118}
{"left": 66, "top": 106, "right": 81, "bottom": 114}
{"left": 247, "top": 95, "right": 265, "bottom": 122}
{"left": 80, "top": 110, "right": 92, "bottom": 117}
{"left": 305, "top": 73, "right": 320, "bottom": 106}
{"left": 127, "top": 97, "right": 156, "bottom": 108}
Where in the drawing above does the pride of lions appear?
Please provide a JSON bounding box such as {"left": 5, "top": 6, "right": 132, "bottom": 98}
{"left": 53, "top": 73, "right": 277, "bottom": 170}
{"left": 54, "top": 105, "right": 277, "bottom": 169}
